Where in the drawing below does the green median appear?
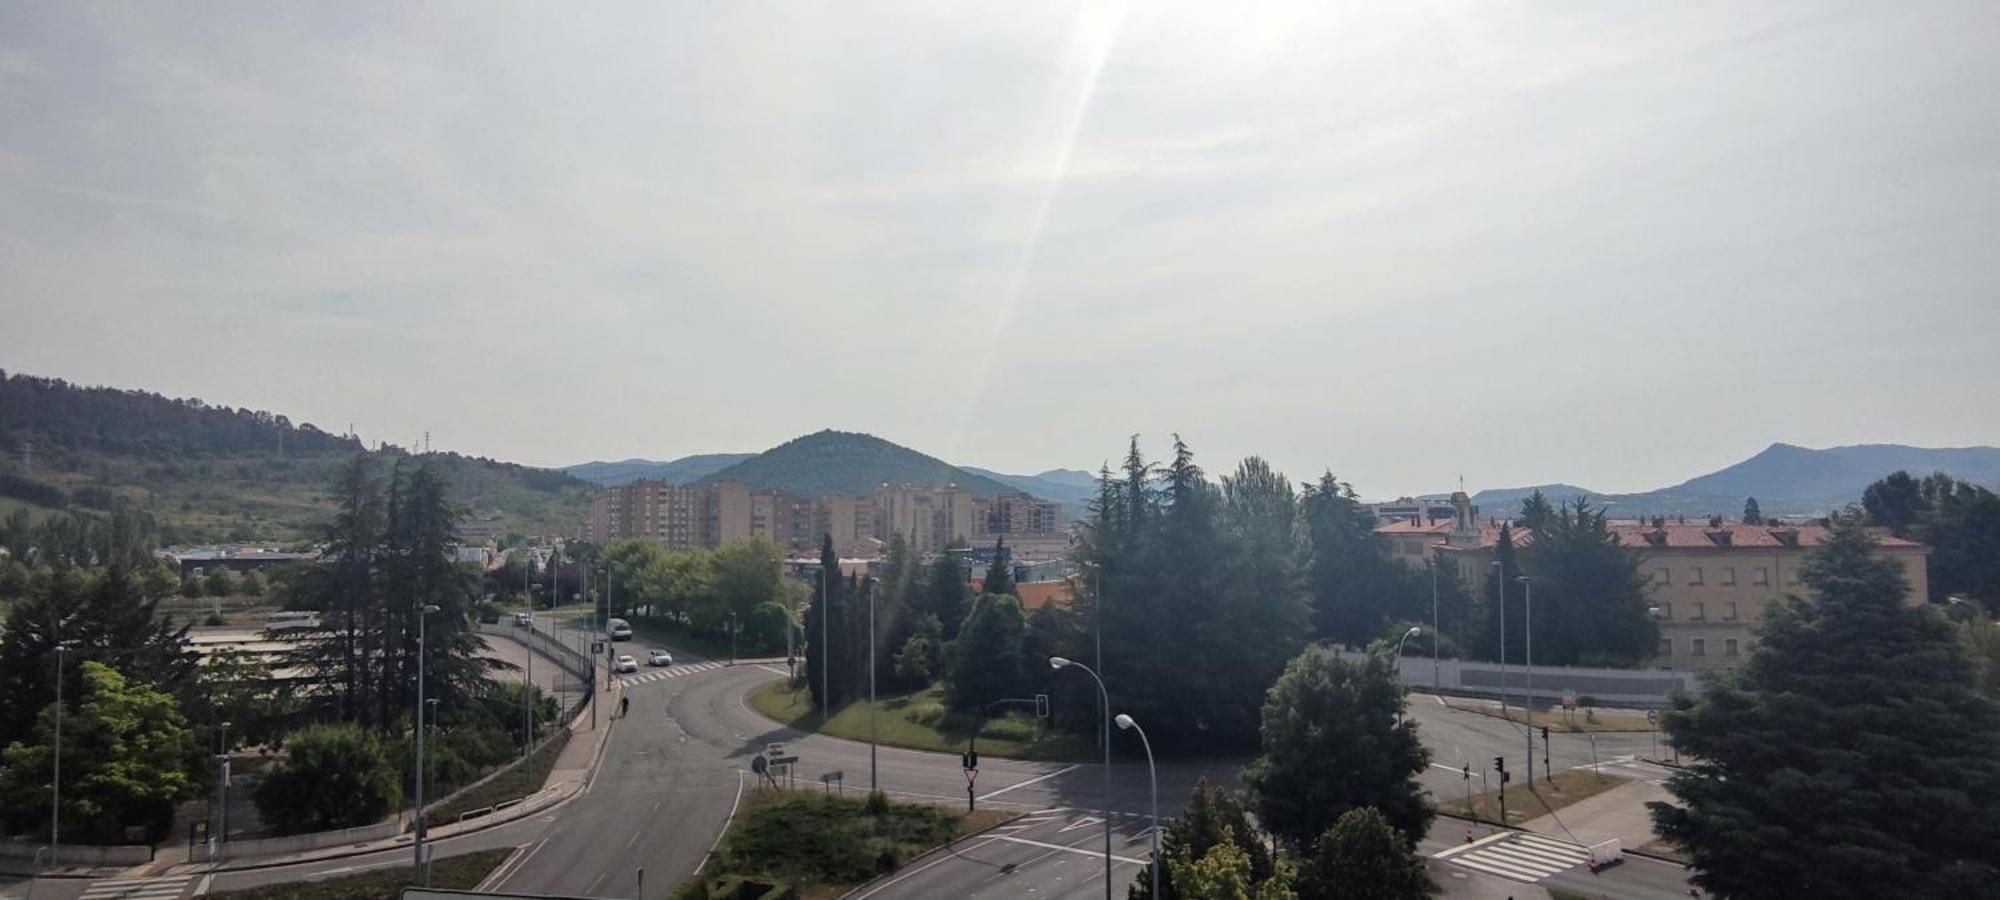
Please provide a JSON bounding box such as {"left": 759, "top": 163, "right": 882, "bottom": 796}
{"left": 207, "top": 848, "right": 512, "bottom": 900}
{"left": 748, "top": 679, "right": 1088, "bottom": 762}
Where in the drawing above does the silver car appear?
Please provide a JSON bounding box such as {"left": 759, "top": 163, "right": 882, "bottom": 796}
{"left": 647, "top": 649, "right": 673, "bottom": 667}
{"left": 613, "top": 654, "right": 638, "bottom": 673}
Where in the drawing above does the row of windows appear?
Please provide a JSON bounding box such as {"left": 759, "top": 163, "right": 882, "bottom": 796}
{"left": 1652, "top": 601, "right": 1739, "bottom": 621}
{"left": 1658, "top": 637, "right": 1741, "bottom": 658}
{"left": 1652, "top": 566, "right": 1802, "bottom": 587}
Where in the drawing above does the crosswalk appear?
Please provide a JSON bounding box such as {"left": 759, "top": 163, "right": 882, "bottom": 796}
{"left": 1435, "top": 831, "right": 1590, "bottom": 883}
{"left": 618, "top": 660, "right": 731, "bottom": 686}
{"left": 79, "top": 875, "right": 194, "bottom": 900}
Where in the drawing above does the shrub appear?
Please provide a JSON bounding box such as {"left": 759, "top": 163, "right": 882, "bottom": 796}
{"left": 254, "top": 724, "right": 400, "bottom": 834}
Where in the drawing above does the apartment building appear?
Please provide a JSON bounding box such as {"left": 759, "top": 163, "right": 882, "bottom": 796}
{"left": 582, "top": 479, "right": 706, "bottom": 550}
{"left": 874, "top": 484, "right": 975, "bottom": 556}
{"left": 1377, "top": 493, "right": 1930, "bottom": 671}
{"left": 817, "top": 495, "right": 876, "bottom": 553}
{"left": 973, "top": 491, "right": 1064, "bottom": 540}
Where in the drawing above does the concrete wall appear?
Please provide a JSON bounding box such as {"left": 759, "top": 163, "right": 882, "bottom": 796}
{"left": 1346, "top": 651, "right": 1700, "bottom": 708}
{"left": 0, "top": 839, "right": 153, "bottom": 866}
{"left": 209, "top": 821, "right": 402, "bottom": 861}
{"left": 480, "top": 622, "right": 593, "bottom": 684}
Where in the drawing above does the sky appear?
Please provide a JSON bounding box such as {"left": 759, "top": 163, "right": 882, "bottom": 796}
{"left": 3, "top": 2, "right": 1998, "bottom": 498}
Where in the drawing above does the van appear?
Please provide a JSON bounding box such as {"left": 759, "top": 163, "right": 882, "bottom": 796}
{"left": 607, "top": 617, "right": 633, "bottom": 641}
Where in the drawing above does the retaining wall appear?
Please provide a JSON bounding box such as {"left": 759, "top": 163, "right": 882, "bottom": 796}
{"left": 0, "top": 838, "right": 153, "bottom": 866}
{"left": 210, "top": 821, "right": 403, "bottom": 861}
{"left": 1343, "top": 651, "right": 1700, "bottom": 708}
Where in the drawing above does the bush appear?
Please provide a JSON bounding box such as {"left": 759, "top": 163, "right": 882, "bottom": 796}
{"left": 982, "top": 716, "right": 1036, "bottom": 742}
{"left": 254, "top": 724, "right": 401, "bottom": 834}
{"left": 903, "top": 699, "right": 947, "bottom": 727}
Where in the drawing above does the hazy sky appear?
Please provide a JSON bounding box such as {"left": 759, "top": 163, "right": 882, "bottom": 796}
{"left": 4, "top": 2, "right": 1997, "bottom": 497}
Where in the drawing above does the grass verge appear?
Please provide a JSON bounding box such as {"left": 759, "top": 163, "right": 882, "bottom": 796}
{"left": 1438, "top": 768, "right": 1630, "bottom": 825}
{"left": 425, "top": 728, "right": 571, "bottom": 827}
{"left": 749, "top": 680, "right": 1089, "bottom": 762}
{"left": 673, "top": 788, "right": 1014, "bottom": 900}
{"left": 1438, "top": 696, "right": 1657, "bottom": 733}
{"left": 207, "top": 848, "right": 512, "bottom": 900}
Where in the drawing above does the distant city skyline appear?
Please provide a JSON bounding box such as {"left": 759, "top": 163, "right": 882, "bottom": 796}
{"left": 4, "top": 3, "right": 1997, "bottom": 498}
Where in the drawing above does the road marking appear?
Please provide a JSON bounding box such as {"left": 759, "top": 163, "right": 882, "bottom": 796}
{"left": 692, "top": 769, "right": 747, "bottom": 876}
{"left": 849, "top": 837, "right": 1003, "bottom": 900}
{"left": 993, "top": 834, "right": 1148, "bottom": 865}
{"left": 81, "top": 876, "right": 195, "bottom": 900}
{"left": 191, "top": 875, "right": 212, "bottom": 897}
{"left": 976, "top": 763, "right": 1081, "bottom": 801}
{"left": 1435, "top": 831, "right": 1590, "bottom": 883}
{"left": 496, "top": 836, "right": 552, "bottom": 891}
{"left": 1058, "top": 815, "right": 1103, "bottom": 833}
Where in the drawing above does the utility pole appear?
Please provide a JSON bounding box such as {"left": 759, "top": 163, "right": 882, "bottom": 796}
{"left": 51, "top": 644, "right": 65, "bottom": 868}
{"left": 1431, "top": 550, "right": 1441, "bottom": 691}
{"left": 820, "top": 562, "right": 829, "bottom": 719}
{"left": 1521, "top": 575, "right": 1534, "bottom": 784}
{"left": 868, "top": 584, "right": 877, "bottom": 792}
{"left": 524, "top": 554, "right": 534, "bottom": 757}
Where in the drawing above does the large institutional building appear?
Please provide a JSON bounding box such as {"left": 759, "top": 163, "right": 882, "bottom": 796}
{"left": 1377, "top": 492, "right": 1930, "bottom": 671}
{"left": 582, "top": 480, "right": 1065, "bottom": 559}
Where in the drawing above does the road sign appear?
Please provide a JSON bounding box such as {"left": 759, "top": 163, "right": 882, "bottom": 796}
{"left": 764, "top": 743, "right": 787, "bottom": 758}
{"left": 1034, "top": 693, "right": 1050, "bottom": 719}
{"left": 1646, "top": 709, "right": 1659, "bottom": 725}
{"left": 1561, "top": 689, "right": 1577, "bottom": 710}
{"left": 769, "top": 756, "right": 799, "bottom": 766}
{"left": 751, "top": 756, "right": 768, "bottom": 775}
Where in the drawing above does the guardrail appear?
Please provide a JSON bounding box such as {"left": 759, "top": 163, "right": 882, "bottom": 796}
{"left": 1344, "top": 650, "right": 1699, "bottom": 708}
{"left": 207, "top": 821, "right": 404, "bottom": 862}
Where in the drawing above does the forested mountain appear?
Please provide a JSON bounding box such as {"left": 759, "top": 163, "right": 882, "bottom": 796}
{"left": 960, "top": 466, "right": 1095, "bottom": 518}
{"left": 1428, "top": 443, "right": 2000, "bottom": 519}
{"left": 563, "top": 453, "right": 755, "bottom": 486}
{"left": 693, "top": 430, "right": 1021, "bottom": 498}
{"left": 0, "top": 370, "right": 589, "bottom": 543}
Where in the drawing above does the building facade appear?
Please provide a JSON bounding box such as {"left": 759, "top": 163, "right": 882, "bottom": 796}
{"left": 1377, "top": 493, "right": 1930, "bottom": 672}
{"left": 972, "top": 491, "right": 1064, "bottom": 540}
{"left": 874, "top": 484, "right": 975, "bottom": 556}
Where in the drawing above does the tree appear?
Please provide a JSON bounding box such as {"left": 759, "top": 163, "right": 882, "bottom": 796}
{"left": 1131, "top": 779, "right": 1273, "bottom": 900}
{"left": 1862, "top": 471, "right": 2000, "bottom": 610}
{"left": 947, "top": 593, "right": 1027, "bottom": 709}
{"left": 1741, "top": 496, "right": 1764, "bottom": 525}
{"left": 202, "top": 566, "right": 236, "bottom": 597}
{"left": 893, "top": 612, "right": 943, "bottom": 688}
{"left": 0, "top": 565, "right": 195, "bottom": 744}
{"left": 0, "top": 661, "right": 192, "bottom": 842}
{"left": 1518, "top": 489, "right": 1555, "bottom": 532}
{"left": 254, "top": 724, "right": 402, "bottom": 834}
{"left": 1293, "top": 807, "right": 1437, "bottom": 900}
{"left": 983, "top": 538, "right": 1014, "bottom": 597}
{"left": 1519, "top": 499, "right": 1657, "bottom": 666}
{"left": 1242, "top": 647, "right": 1432, "bottom": 850}
{"left": 1472, "top": 525, "right": 1524, "bottom": 663}
{"left": 923, "top": 550, "right": 971, "bottom": 640}
{"left": 1861, "top": 471, "right": 1927, "bottom": 537}
{"left": 1300, "top": 473, "right": 1411, "bottom": 647}
{"left": 803, "top": 535, "right": 849, "bottom": 709}
{"left": 1649, "top": 519, "right": 2000, "bottom": 898}
{"left": 1166, "top": 827, "right": 1296, "bottom": 900}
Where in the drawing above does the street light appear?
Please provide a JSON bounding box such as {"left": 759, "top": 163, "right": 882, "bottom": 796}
{"left": 1051, "top": 656, "right": 1112, "bottom": 900}
{"left": 413, "top": 603, "right": 441, "bottom": 873}
{"left": 1394, "top": 626, "right": 1420, "bottom": 727}
{"left": 216, "top": 720, "right": 233, "bottom": 846}
{"left": 867, "top": 583, "right": 878, "bottom": 792}
{"left": 1429, "top": 546, "right": 1444, "bottom": 691}
{"left": 50, "top": 643, "right": 67, "bottom": 869}
{"left": 1491, "top": 561, "right": 1507, "bottom": 721}
{"left": 1518, "top": 574, "right": 1534, "bottom": 783}
{"left": 1114, "top": 713, "right": 1158, "bottom": 900}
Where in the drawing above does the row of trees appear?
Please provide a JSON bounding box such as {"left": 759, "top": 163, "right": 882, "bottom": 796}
{"left": 594, "top": 536, "right": 800, "bottom": 653}
{"left": 1863, "top": 470, "right": 2000, "bottom": 610}
{"left": 1480, "top": 495, "right": 1658, "bottom": 667}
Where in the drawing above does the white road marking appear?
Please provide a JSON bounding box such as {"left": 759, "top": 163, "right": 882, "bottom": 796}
{"left": 993, "top": 834, "right": 1148, "bottom": 865}
{"left": 1435, "top": 831, "right": 1590, "bottom": 883}
{"left": 975, "top": 763, "right": 1081, "bottom": 801}
{"left": 692, "top": 769, "right": 747, "bottom": 876}
{"left": 80, "top": 876, "right": 195, "bottom": 900}
{"left": 848, "top": 836, "right": 1003, "bottom": 900}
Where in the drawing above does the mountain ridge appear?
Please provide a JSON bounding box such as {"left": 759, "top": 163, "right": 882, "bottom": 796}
{"left": 691, "top": 430, "right": 1025, "bottom": 500}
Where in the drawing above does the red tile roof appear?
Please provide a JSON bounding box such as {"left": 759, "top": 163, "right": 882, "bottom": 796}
{"left": 1384, "top": 519, "right": 1921, "bottom": 551}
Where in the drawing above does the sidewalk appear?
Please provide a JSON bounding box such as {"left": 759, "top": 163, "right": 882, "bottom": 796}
{"left": 1522, "top": 779, "right": 1671, "bottom": 850}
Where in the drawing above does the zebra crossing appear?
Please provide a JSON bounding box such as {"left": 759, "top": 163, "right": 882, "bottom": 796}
{"left": 618, "top": 659, "right": 731, "bottom": 687}
{"left": 1434, "top": 831, "right": 1591, "bottom": 883}
{"left": 78, "top": 875, "right": 194, "bottom": 900}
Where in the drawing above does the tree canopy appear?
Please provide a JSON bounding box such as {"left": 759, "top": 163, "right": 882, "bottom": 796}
{"left": 1650, "top": 518, "right": 2000, "bottom": 897}
{"left": 0, "top": 661, "right": 191, "bottom": 842}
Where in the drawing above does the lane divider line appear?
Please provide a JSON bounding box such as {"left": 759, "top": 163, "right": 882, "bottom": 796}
{"left": 976, "top": 763, "right": 1081, "bottom": 801}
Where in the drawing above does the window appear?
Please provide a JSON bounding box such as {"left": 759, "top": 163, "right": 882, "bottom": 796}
{"left": 1654, "top": 567, "right": 1671, "bottom": 586}
{"left": 1721, "top": 567, "right": 1736, "bottom": 586}
{"left": 1658, "top": 638, "right": 1672, "bottom": 658}
{"left": 1725, "top": 639, "right": 1740, "bottom": 657}
{"left": 1754, "top": 567, "right": 1769, "bottom": 586}
{"left": 1691, "top": 602, "right": 1706, "bottom": 621}
{"left": 1688, "top": 567, "right": 1704, "bottom": 585}
{"left": 1691, "top": 638, "right": 1707, "bottom": 657}
{"left": 1724, "top": 602, "right": 1738, "bottom": 621}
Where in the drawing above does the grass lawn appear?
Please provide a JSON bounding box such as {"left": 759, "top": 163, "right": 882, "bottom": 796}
{"left": 1439, "top": 696, "right": 1658, "bottom": 733}
{"left": 1438, "top": 768, "right": 1630, "bottom": 825}
{"left": 749, "top": 679, "right": 1089, "bottom": 762}
{"left": 206, "top": 848, "right": 512, "bottom": 900}
{"left": 425, "top": 729, "right": 571, "bottom": 827}
{"left": 674, "top": 788, "right": 1014, "bottom": 900}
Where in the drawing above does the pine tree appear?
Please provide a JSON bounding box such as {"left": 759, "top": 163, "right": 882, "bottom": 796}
{"left": 924, "top": 550, "right": 970, "bottom": 641}
{"left": 1520, "top": 499, "right": 1655, "bottom": 666}
{"left": 1650, "top": 519, "right": 2000, "bottom": 897}
{"left": 946, "top": 593, "right": 1026, "bottom": 709}
{"left": 983, "top": 537, "right": 1014, "bottom": 596}
{"left": 803, "top": 534, "right": 845, "bottom": 709}
{"left": 1518, "top": 489, "right": 1555, "bottom": 533}
{"left": 1294, "top": 807, "right": 1437, "bottom": 900}
{"left": 1474, "top": 525, "right": 1524, "bottom": 663}
{"left": 1742, "top": 496, "right": 1764, "bottom": 525}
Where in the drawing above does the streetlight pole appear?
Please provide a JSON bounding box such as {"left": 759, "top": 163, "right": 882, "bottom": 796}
{"left": 1051, "top": 657, "right": 1112, "bottom": 900}
{"left": 1518, "top": 575, "right": 1534, "bottom": 783}
{"left": 1115, "top": 714, "right": 1158, "bottom": 900}
{"left": 413, "top": 603, "right": 440, "bottom": 872}
{"left": 50, "top": 643, "right": 66, "bottom": 868}
{"left": 820, "top": 563, "right": 829, "bottom": 720}
{"left": 868, "top": 583, "right": 878, "bottom": 792}
{"left": 524, "top": 554, "right": 534, "bottom": 758}
{"left": 1394, "top": 626, "right": 1421, "bottom": 726}
{"left": 1430, "top": 548, "right": 1442, "bottom": 691}
{"left": 217, "top": 720, "right": 232, "bottom": 845}
{"left": 1491, "top": 561, "right": 1507, "bottom": 722}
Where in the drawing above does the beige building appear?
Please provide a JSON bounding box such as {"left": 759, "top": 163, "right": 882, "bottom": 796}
{"left": 1377, "top": 493, "right": 1930, "bottom": 672}
{"left": 582, "top": 479, "right": 706, "bottom": 550}
{"left": 973, "top": 491, "right": 1064, "bottom": 540}
{"left": 817, "top": 495, "right": 876, "bottom": 554}
{"left": 875, "top": 484, "right": 974, "bottom": 556}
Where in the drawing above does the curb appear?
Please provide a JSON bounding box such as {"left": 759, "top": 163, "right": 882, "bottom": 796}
{"left": 837, "top": 808, "right": 1028, "bottom": 899}
{"left": 1433, "top": 811, "right": 1689, "bottom": 867}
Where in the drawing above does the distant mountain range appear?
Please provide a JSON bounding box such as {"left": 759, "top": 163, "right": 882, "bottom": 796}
{"left": 562, "top": 454, "right": 755, "bottom": 486}
{"left": 960, "top": 467, "right": 1097, "bottom": 517}
{"left": 1425, "top": 443, "right": 2000, "bottom": 519}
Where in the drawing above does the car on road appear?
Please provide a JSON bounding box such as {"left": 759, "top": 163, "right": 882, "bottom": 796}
{"left": 607, "top": 617, "right": 633, "bottom": 641}
{"left": 513, "top": 612, "right": 533, "bottom": 627}
{"left": 613, "top": 654, "right": 638, "bottom": 673}
{"left": 648, "top": 649, "right": 673, "bottom": 667}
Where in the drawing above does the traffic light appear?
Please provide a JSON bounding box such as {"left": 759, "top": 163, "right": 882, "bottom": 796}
{"left": 1493, "top": 755, "right": 1505, "bottom": 773}
{"left": 962, "top": 750, "right": 979, "bottom": 770}
{"left": 1541, "top": 725, "right": 1550, "bottom": 741}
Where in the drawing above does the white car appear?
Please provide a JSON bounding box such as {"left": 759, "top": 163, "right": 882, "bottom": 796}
{"left": 613, "top": 654, "right": 638, "bottom": 673}
{"left": 647, "top": 649, "right": 674, "bottom": 667}
{"left": 512, "top": 612, "right": 533, "bottom": 627}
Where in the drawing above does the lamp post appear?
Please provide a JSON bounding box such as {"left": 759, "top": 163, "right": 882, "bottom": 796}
{"left": 1051, "top": 656, "right": 1112, "bottom": 900}
{"left": 1394, "top": 626, "right": 1420, "bottom": 726}
{"left": 217, "top": 720, "right": 232, "bottom": 845}
{"left": 1114, "top": 714, "right": 1158, "bottom": 900}
{"left": 820, "top": 562, "right": 829, "bottom": 719}
{"left": 867, "top": 583, "right": 877, "bottom": 792}
{"left": 1491, "top": 560, "right": 1507, "bottom": 721}
{"left": 1430, "top": 547, "right": 1443, "bottom": 691}
{"left": 1518, "top": 575, "right": 1533, "bottom": 783}
{"left": 413, "top": 603, "right": 441, "bottom": 872}
{"left": 50, "top": 643, "right": 66, "bottom": 868}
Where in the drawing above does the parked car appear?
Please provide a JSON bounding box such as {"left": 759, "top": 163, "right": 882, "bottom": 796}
{"left": 513, "top": 612, "right": 533, "bottom": 627}
{"left": 648, "top": 649, "right": 673, "bottom": 667}
{"left": 613, "top": 654, "right": 638, "bottom": 673}
{"left": 607, "top": 617, "right": 633, "bottom": 641}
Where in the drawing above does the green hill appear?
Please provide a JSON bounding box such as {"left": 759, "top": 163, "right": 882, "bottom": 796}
{"left": 693, "top": 430, "right": 1021, "bottom": 498}
{"left": 0, "top": 370, "right": 588, "bottom": 544}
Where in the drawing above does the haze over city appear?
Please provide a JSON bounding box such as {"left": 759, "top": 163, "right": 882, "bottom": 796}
{"left": 5, "top": 1, "right": 1999, "bottom": 494}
